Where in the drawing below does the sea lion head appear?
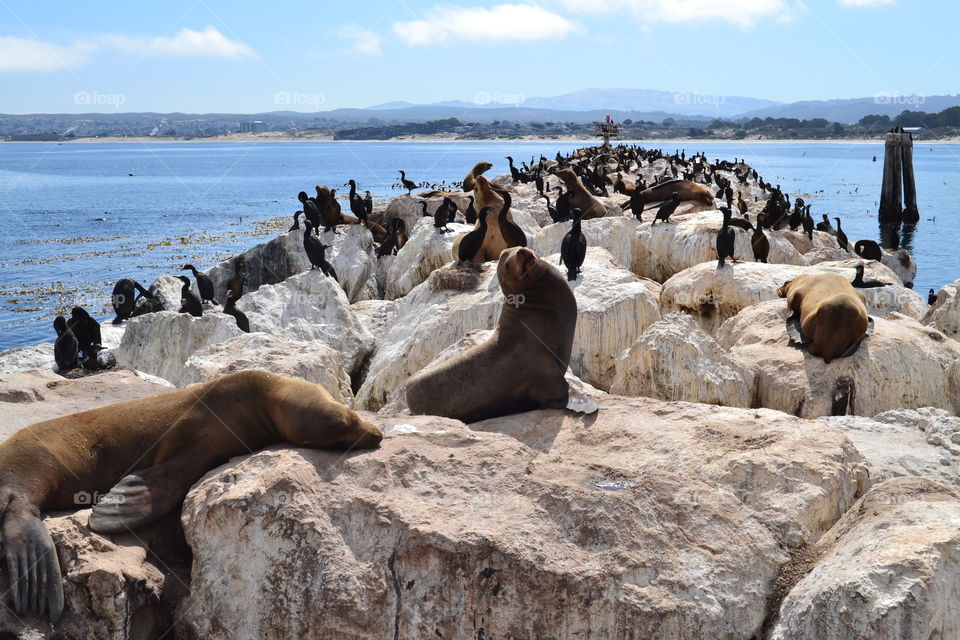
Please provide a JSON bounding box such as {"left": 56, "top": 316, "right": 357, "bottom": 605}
{"left": 497, "top": 246, "right": 546, "bottom": 296}
{"left": 473, "top": 161, "right": 492, "bottom": 175}
{"left": 556, "top": 168, "right": 578, "bottom": 187}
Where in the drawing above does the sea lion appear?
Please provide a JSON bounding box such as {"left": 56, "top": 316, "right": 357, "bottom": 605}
{"left": 463, "top": 161, "right": 493, "bottom": 192}
{"left": 451, "top": 176, "right": 511, "bottom": 263}
{"left": 0, "top": 370, "right": 383, "bottom": 622}
{"left": 635, "top": 179, "right": 715, "bottom": 210}
{"left": 777, "top": 273, "right": 869, "bottom": 363}
{"left": 406, "top": 247, "right": 585, "bottom": 422}
{"left": 554, "top": 169, "right": 605, "bottom": 219}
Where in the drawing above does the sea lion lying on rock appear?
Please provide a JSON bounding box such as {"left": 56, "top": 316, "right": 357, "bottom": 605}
{"left": 406, "top": 246, "right": 597, "bottom": 421}
{"left": 777, "top": 273, "right": 870, "bottom": 363}
{"left": 554, "top": 168, "right": 606, "bottom": 219}
{"left": 636, "top": 179, "right": 715, "bottom": 209}
{"left": 0, "top": 370, "right": 382, "bottom": 622}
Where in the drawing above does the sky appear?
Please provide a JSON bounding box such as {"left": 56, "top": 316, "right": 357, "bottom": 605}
{"left": 0, "top": 0, "right": 956, "bottom": 114}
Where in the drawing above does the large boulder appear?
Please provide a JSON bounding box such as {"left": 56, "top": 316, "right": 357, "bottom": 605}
{"left": 822, "top": 407, "right": 960, "bottom": 487}
{"left": 472, "top": 396, "right": 869, "bottom": 547}
{"left": 179, "top": 415, "right": 787, "bottom": 640}
{"left": 240, "top": 271, "right": 372, "bottom": 377}
{"left": 133, "top": 273, "right": 185, "bottom": 315}
{"left": 0, "top": 368, "right": 171, "bottom": 439}
{"left": 113, "top": 311, "right": 244, "bottom": 387}
{"left": 0, "top": 511, "right": 173, "bottom": 640}
{"left": 181, "top": 333, "right": 353, "bottom": 405}
{"left": 926, "top": 277, "right": 960, "bottom": 340}
{"left": 718, "top": 300, "right": 960, "bottom": 418}
{"left": 661, "top": 260, "right": 924, "bottom": 334}
{"left": 350, "top": 299, "right": 397, "bottom": 339}
{"left": 205, "top": 225, "right": 379, "bottom": 304}
{"left": 880, "top": 248, "right": 917, "bottom": 288}
{"left": 771, "top": 477, "right": 960, "bottom": 640}
{"left": 609, "top": 312, "right": 754, "bottom": 407}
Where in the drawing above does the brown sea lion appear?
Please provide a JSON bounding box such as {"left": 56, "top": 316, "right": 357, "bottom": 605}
{"left": 554, "top": 169, "right": 606, "bottom": 219}
{"left": 406, "top": 247, "right": 580, "bottom": 422}
{"left": 463, "top": 161, "right": 493, "bottom": 192}
{"left": 777, "top": 273, "right": 869, "bottom": 363}
{"left": 0, "top": 370, "right": 382, "bottom": 622}
{"left": 636, "top": 179, "right": 715, "bottom": 209}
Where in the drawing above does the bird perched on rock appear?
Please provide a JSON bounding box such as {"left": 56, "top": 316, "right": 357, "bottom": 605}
{"left": 560, "top": 208, "right": 587, "bottom": 281}
{"left": 303, "top": 220, "right": 338, "bottom": 280}
{"left": 851, "top": 263, "right": 890, "bottom": 288}
{"left": 457, "top": 206, "right": 492, "bottom": 264}
{"left": 177, "top": 276, "right": 203, "bottom": 317}
{"left": 399, "top": 170, "right": 416, "bottom": 195}
{"left": 716, "top": 206, "right": 736, "bottom": 268}
{"left": 181, "top": 264, "right": 217, "bottom": 304}
{"left": 751, "top": 214, "right": 769, "bottom": 263}
{"left": 652, "top": 193, "right": 681, "bottom": 225}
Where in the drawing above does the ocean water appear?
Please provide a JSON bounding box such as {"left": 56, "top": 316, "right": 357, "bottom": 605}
{"left": 0, "top": 140, "right": 956, "bottom": 351}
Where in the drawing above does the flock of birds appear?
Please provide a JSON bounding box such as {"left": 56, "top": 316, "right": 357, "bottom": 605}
{"left": 50, "top": 142, "right": 930, "bottom": 375}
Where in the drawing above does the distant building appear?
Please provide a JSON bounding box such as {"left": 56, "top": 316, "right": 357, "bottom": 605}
{"left": 239, "top": 120, "right": 267, "bottom": 133}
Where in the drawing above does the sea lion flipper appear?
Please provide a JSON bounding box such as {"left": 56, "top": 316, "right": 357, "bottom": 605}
{"left": 89, "top": 462, "right": 190, "bottom": 534}
{"left": 2, "top": 509, "right": 63, "bottom": 621}
{"left": 565, "top": 394, "right": 599, "bottom": 415}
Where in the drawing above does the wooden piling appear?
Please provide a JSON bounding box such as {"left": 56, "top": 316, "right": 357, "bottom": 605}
{"left": 878, "top": 129, "right": 918, "bottom": 223}
{"left": 901, "top": 133, "right": 919, "bottom": 223}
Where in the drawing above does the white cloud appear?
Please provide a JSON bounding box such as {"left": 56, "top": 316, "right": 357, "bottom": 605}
{"left": 547, "top": 0, "right": 801, "bottom": 28}
{"left": 393, "top": 4, "right": 576, "bottom": 45}
{"left": 0, "top": 26, "right": 256, "bottom": 73}
{"left": 0, "top": 36, "right": 96, "bottom": 72}
{"left": 339, "top": 25, "right": 383, "bottom": 56}
{"left": 839, "top": 0, "right": 894, "bottom": 6}
{"left": 102, "top": 26, "right": 257, "bottom": 59}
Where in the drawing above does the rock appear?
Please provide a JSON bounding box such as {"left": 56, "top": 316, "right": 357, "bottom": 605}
{"left": 0, "top": 511, "right": 171, "bottom": 640}
{"left": 240, "top": 271, "right": 372, "bottom": 377}
{"left": 472, "top": 396, "right": 869, "bottom": 547}
{"left": 357, "top": 249, "right": 660, "bottom": 410}
{"left": 609, "top": 312, "right": 755, "bottom": 407}
{"left": 205, "top": 226, "right": 379, "bottom": 304}
{"left": 821, "top": 408, "right": 960, "bottom": 487}
{"left": 661, "top": 260, "right": 924, "bottom": 335}
{"left": 181, "top": 333, "right": 353, "bottom": 405}
{"left": 113, "top": 311, "right": 244, "bottom": 387}
{"left": 0, "top": 368, "right": 171, "bottom": 441}
{"left": 925, "top": 277, "right": 960, "bottom": 340}
{"left": 771, "top": 477, "right": 960, "bottom": 640}
{"left": 133, "top": 274, "right": 184, "bottom": 315}
{"left": 531, "top": 216, "right": 643, "bottom": 274}
{"left": 880, "top": 248, "right": 916, "bottom": 288}
{"left": 351, "top": 299, "right": 398, "bottom": 340}
{"left": 718, "top": 300, "right": 960, "bottom": 418}
{"left": 383, "top": 217, "right": 475, "bottom": 300}
{"left": 179, "top": 415, "right": 786, "bottom": 639}
{"left": 0, "top": 342, "right": 55, "bottom": 374}
{"left": 556, "top": 247, "right": 661, "bottom": 389}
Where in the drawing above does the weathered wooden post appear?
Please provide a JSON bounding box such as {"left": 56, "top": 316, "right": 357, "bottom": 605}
{"left": 878, "top": 128, "right": 919, "bottom": 223}
{"left": 901, "top": 132, "right": 919, "bottom": 223}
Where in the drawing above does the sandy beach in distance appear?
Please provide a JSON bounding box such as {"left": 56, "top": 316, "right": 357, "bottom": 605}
{"left": 5, "top": 131, "right": 958, "bottom": 144}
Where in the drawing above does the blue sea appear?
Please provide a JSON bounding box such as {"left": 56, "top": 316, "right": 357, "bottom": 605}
{"left": 0, "top": 140, "right": 956, "bottom": 351}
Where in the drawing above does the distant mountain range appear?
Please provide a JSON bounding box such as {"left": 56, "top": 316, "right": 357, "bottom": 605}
{"left": 362, "top": 88, "right": 960, "bottom": 124}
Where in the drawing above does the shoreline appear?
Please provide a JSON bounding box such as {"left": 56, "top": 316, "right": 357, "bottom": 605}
{"left": 4, "top": 133, "right": 959, "bottom": 144}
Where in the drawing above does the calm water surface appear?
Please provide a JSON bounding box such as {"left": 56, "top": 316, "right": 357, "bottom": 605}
{"left": 0, "top": 140, "right": 956, "bottom": 351}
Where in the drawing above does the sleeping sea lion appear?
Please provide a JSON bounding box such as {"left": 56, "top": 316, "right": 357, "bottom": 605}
{"left": 0, "top": 370, "right": 382, "bottom": 622}
{"left": 407, "top": 246, "right": 593, "bottom": 422}
{"left": 777, "top": 273, "right": 869, "bottom": 363}
{"left": 635, "top": 179, "right": 715, "bottom": 209}
{"left": 554, "top": 169, "right": 606, "bottom": 219}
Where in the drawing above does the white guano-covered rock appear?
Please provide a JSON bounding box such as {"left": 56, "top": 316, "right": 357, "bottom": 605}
{"left": 113, "top": 311, "right": 243, "bottom": 387}
{"left": 181, "top": 333, "right": 353, "bottom": 404}
{"left": 718, "top": 300, "right": 960, "bottom": 418}
{"left": 821, "top": 407, "right": 960, "bottom": 487}
{"left": 926, "top": 277, "right": 960, "bottom": 340}
{"left": 133, "top": 273, "right": 184, "bottom": 315}
{"left": 179, "top": 414, "right": 786, "bottom": 639}
{"left": 661, "top": 260, "right": 923, "bottom": 334}
{"left": 384, "top": 218, "right": 475, "bottom": 300}
{"left": 240, "top": 270, "right": 372, "bottom": 376}
{"left": 609, "top": 312, "right": 754, "bottom": 407}
{"left": 0, "top": 342, "right": 55, "bottom": 374}
{"left": 771, "top": 477, "right": 960, "bottom": 640}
